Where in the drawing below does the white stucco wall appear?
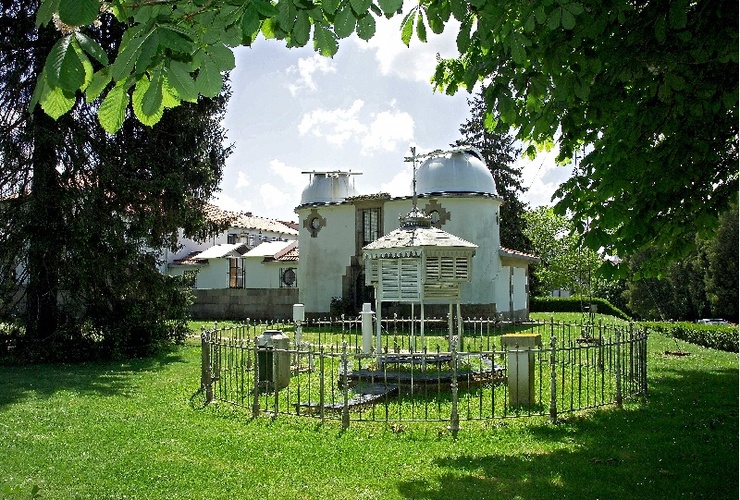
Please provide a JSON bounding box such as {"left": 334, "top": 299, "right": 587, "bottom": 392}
{"left": 497, "top": 262, "right": 531, "bottom": 318}
{"left": 193, "top": 260, "right": 230, "bottom": 289}
{"left": 297, "top": 204, "right": 356, "bottom": 312}
{"left": 243, "top": 258, "right": 296, "bottom": 289}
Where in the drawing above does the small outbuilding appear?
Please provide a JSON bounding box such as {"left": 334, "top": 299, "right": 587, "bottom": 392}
{"left": 363, "top": 209, "right": 477, "bottom": 352}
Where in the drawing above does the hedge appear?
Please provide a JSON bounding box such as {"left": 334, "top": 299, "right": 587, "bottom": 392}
{"left": 641, "top": 322, "right": 739, "bottom": 353}
{"left": 531, "top": 296, "right": 631, "bottom": 320}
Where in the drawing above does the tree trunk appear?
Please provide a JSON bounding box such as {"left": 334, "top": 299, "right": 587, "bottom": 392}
{"left": 24, "top": 107, "right": 64, "bottom": 346}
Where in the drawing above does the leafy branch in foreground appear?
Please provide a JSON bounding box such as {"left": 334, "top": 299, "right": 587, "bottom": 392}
{"left": 33, "top": 0, "right": 739, "bottom": 274}
{"left": 33, "top": 0, "right": 404, "bottom": 133}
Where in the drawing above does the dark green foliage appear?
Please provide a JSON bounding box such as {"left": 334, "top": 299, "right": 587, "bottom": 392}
{"left": 454, "top": 88, "right": 531, "bottom": 251}
{"left": 434, "top": 0, "right": 739, "bottom": 273}
{"left": 625, "top": 203, "right": 738, "bottom": 322}
{"left": 0, "top": 3, "right": 230, "bottom": 361}
{"left": 530, "top": 297, "right": 631, "bottom": 321}
{"left": 642, "top": 322, "right": 739, "bottom": 353}
{"left": 705, "top": 202, "right": 739, "bottom": 320}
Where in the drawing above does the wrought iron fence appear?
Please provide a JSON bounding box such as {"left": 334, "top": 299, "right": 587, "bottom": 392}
{"left": 200, "top": 318, "right": 648, "bottom": 432}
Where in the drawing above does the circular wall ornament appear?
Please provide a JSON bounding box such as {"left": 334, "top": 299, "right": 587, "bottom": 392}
{"left": 281, "top": 268, "right": 296, "bottom": 286}
{"left": 303, "top": 209, "right": 326, "bottom": 237}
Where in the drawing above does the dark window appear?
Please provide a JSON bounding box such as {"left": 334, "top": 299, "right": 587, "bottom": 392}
{"left": 229, "top": 258, "right": 243, "bottom": 288}
{"left": 361, "top": 208, "right": 381, "bottom": 246}
{"left": 227, "top": 233, "right": 238, "bottom": 244}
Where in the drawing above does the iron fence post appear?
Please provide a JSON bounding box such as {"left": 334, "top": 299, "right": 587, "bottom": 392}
{"left": 642, "top": 326, "right": 649, "bottom": 397}
{"left": 448, "top": 337, "right": 460, "bottom": 437}
{"left": 615, "top": 328, "right": 623, "bottom": 408}
{"left": 319, "top": 346, "right": 325, "bottom": 423}
{"left": 341, "top": 341, "right": 350, "bottom": 430}
{"left": 201, "top": 326, "right": 214, "bottom": 405}
{"left": 252, "top": 336, "right": 260, "bottom": 418}
{"left": 273, "top": 339, "right": 279, "bottom": 417}
{"left": 549, "top": 333, "right": 557, "bottom": 424}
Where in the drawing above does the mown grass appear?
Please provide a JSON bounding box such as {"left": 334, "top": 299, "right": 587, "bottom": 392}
{"left": 1, "top": 321, "right": 737, "bottom": 499}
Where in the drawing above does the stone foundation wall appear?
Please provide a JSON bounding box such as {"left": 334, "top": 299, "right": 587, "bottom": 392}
{"left": 190, "top": 288, "right": 299, "bottom": 320}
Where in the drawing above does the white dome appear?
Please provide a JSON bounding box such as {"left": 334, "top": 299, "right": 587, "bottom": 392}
{"left": 300, "top": 171, "right": 359, "bottom": 204}
{"left": 416, "top": 149, "right": 496, "bottom": 196}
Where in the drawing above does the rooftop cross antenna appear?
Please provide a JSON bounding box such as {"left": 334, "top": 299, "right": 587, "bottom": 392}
{"left": 410, "top": 145, "right": 418, "bottom": 212}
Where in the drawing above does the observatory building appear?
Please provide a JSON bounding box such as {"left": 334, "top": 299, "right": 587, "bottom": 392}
{"left": 295, "top": 147, "right": 538, "bottom": 319}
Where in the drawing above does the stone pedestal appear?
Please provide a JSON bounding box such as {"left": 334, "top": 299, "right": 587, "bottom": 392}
{"left": 501, "top": 333, "right": 541, "bottom": 407}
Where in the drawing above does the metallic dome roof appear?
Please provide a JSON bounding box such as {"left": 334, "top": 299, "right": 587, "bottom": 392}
{"left": 416, "top": 147, "right": 496, "bottom": 196}
{"left": 300, "top": 171, "right": 359, "bottom": 204}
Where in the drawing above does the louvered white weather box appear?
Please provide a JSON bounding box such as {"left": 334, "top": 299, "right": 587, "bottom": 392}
{"left": 363, "top": 213, "right": 476, "bottom": 304}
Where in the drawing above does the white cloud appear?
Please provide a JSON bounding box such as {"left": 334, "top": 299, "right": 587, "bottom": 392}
{"left": 260, "top": 183, "right": 290, "bottom": 209}
{"left": 299, "top": 100, "right": 414, "bottom": 154}
{"left": 286, "top": 53, "right": 337, "bottom": 96}
{"left": 298, "top": 99, "right": 367, "bottom": 146}
{"left": 380, "top": 167, "right": 412, "bottom": 197}
{"left": 268, "top": 159, "right": 305, "bottom": 189}
{"left": 236, "top": 171, "right": 250, "bottom": 189}
{"left": 361, "top": 109, "right": 415, "bottom": 155}
{"left": 517, "top": 147, "right": 571, "bottom": 208}
{"left": 212, "top": 192, "right": 253, "bottom": 213}
{"left": 352, "top": 12, "right": 460, "bottom": 83}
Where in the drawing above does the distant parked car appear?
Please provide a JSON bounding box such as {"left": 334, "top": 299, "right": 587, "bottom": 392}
{"left": 696, "top": 318, "right": 730, "bottom": 325}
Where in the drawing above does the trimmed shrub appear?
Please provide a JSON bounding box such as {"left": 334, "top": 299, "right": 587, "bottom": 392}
{"left": 531, "top": 296, "right": 631, "bottom": 320}
{"left": 642, "top": 322, "right": 739, "bottom": 353}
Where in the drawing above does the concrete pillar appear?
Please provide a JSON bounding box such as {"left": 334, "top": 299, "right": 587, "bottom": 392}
{"left": 507, "top": 347, "right": 535, "bottom": 406}
{"left": 361, "top": 302, "right": 374, "bottom": 354}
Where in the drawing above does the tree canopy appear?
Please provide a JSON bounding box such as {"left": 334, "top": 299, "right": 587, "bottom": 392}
{"left": 32, "top": 0, "right": 739, "bottom": 272}
{"left": 454, "top": 88, "right": 531, "bottom": 252}
{"left": 1, "top": 1, "right": 231, "bottom": 360}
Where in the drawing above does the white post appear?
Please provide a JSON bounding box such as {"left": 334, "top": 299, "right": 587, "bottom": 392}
{"left": 457, "top": 301, "right": 463, "bottom": 352}
{"left": 293, "top": 303, "right": 305, "bottom": 346}
{"left": 448, "top": 303, "right": 454, "bottom": 349}
{"left": 361, "top": 302, "right": 374, "bottom": 355}
{"left": 420, "top": 302, "right": 426, "bottom": 351}
{"left": 375, "top": 295, "right": 382, "bottom": 358}
{"left": 411, "top": 302, "right": 415, "bottom": 351}
{"left": 507, "top": 347, "right": 535, "bottom": 406}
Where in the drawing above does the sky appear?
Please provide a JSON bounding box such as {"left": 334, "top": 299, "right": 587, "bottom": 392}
{"left": 214, "top": 14, "right": 571, "bottom": 223}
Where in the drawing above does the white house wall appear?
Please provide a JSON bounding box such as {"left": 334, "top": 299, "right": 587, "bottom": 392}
{"left": 297, "top": 204, "right": 356, "bottom": 312}
{"left": 194, "top": 260, "right": 230, "bottom": 289}
{"left": 497, "top": 261, "right": 531, "bottom": 319}
{"left": 244, "top": 258, "right": 293, "bottom": 289}
{"left": 512, "top": 266, "right": 528, "bottom": 312}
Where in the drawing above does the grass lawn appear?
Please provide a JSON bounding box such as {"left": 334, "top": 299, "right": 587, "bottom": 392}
{"left": 0, "top": 323, "right": 737, "bottom": 499}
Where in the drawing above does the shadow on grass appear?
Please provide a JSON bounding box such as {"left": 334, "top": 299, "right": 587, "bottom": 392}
{"left": 396, "top": 365, "right": 738, "bottom": 500}
{"left": 0, "top": 348, "right": 186, "bottom": 408}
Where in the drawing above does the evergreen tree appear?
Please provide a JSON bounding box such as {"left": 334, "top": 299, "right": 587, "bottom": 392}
{"left": 706, "top": 202, "right": 739, "bottom": 321}
{"left": 0, "top": 2, "right": 230, "bottom": 360}
{"left": 455, "top": 88, "right": 531, "bottom": 251}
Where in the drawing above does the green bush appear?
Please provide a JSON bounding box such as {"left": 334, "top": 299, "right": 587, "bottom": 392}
{"left": 531, "top": 296, "right": 631, "bottom": 320}
{"left": 642, "top": 321, "right": 739, "bottom": 353}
